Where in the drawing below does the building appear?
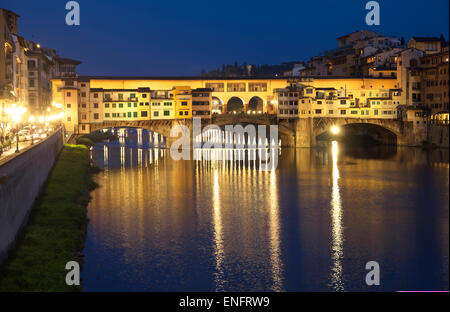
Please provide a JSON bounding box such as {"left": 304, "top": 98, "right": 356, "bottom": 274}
{"left": 51, "top": 76, "right": 403, "bottom": 134}
{"left": 396, "top": 48, "right": 424, "bottom": 107}
{"left": 408, "top": 37, "right": 442, "bottom": 55}
{"left": 302, "top": 30, "right": 403, "bottom": 77}
{"left": 191, "top": 88, "right": 212, "bottom": 119}
{"left": 273, "top": 86, "right": 300, "bottom": 120}
{"left": 151, "top": 89, "right": 174, "bottom": 120}
{"left": 0, "top": 8, "right": 20, "bottom": 126}
{"left": 420, "top": 47, "right": 449, "bottom": 122}
{"left": 26, "top": 43, "right": 81, "bottom": 114}
{"left": 173, "top": 86, "right": 192, "bottom": 119}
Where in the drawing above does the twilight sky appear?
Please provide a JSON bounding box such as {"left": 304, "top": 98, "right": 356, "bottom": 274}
{"left": 3, "top": 0, "right": 449, "bottom": 76}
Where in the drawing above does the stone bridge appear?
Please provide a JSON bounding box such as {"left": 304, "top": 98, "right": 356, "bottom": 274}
{"left": 87, "top": 115, "right": 424, "bottom": 148}
{"left": 295, "top": 117, "right": 423, "bottom": 147}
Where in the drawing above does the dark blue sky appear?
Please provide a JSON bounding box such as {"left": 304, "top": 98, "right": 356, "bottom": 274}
{"left": 3, "top": 0, "right": 449, "bottom": 76}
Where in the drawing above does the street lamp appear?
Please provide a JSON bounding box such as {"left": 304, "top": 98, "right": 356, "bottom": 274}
{"left": 330, "top": 125, "right": 340, "bottom": 135}
{"left": 6, "top": 106, "right": 27, "bottom": 153}
{"left": 29, "top": 116, "right": 35, "bottom": 145}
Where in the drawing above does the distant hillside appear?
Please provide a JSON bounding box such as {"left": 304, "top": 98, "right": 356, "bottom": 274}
{"left": 200, "top": 61, "right": 303, "bottom": 77}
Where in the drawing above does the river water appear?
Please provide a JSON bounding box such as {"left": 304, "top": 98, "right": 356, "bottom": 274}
{"left": 81, "top": 129, "right": 449, "bottom": 291}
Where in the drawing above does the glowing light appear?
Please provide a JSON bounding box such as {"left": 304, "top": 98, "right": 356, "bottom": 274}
{"left": 330, "top": 125, "right": 340, "bottom": 135}
{"left": 29, "top": 116, "right": 35, "bottom": 123}
{"left": 5, "top": 106, "right": 27, "bottom": 124}
{"left": 52, "top": 101, "right": 62, "bottom": 109}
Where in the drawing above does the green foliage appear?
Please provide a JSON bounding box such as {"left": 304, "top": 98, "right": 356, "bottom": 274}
{"left": 77, "top": 131, "right": 116, "bottom": 145}
{"left": 76, "top": 137, "right": 94, "bottom": 147}
{"left": 0, "top": 145, "right": 95, "bottom": 291}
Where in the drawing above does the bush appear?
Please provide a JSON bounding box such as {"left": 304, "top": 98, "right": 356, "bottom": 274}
{"left": 76, "top": 137, "right": 94, "bottom": 147}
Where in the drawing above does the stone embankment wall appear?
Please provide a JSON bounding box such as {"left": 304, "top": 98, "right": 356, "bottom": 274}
{"left": 0, "top": 129, "right": 63, "bottom": 264}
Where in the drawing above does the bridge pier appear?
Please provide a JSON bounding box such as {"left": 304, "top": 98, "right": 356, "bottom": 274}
{"left": 294, "top": 118, "right": 316, "bottom": 148}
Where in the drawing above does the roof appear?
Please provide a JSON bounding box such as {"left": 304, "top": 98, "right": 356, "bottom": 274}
{"left": 411, "top": 37, "right": 441, "bottom": 42}
{"left": 77, "top": 76, "right": 287, "bottom": 81}
{"left": 192, "top": 88, "right": 212, "bottom": 92}
{"left": 1, "top": 8, "right": 20, "bottom": 17}
{"left": 55, "top": 57, "right": 82, "bottom": 65}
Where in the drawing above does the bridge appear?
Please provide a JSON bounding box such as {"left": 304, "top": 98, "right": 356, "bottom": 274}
{"left": 86, "top": 114, "right": 424, "bottom": 148}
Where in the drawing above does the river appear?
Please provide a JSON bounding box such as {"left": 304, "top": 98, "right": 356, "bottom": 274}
{"left": 81, "top": 129, "right": 449, "bottom": 291}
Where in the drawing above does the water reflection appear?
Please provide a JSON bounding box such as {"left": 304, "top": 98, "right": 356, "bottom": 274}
{"left": 212, "top": 170, "right": 225, "bottom": 291}
{"left": 82, "top": 130, "right": 449, "bottom": 291}
{"left": 268, "top": 170, "right": 283, "bottom": 291}
{"left": 329, "top": 141, "right": 344, "bottom": 291}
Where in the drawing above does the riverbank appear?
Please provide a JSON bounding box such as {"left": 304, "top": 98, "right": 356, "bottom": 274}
{"left": 0, "top": 144, "right": 96, "bottom": 291}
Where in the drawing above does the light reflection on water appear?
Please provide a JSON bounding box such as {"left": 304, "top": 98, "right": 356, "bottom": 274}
{"left": 82, "top": 129, "right": 449, "bottom": 291}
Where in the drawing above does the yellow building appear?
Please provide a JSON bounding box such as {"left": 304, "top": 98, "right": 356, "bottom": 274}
{"left": 151, "top": 90, "right": 175, "bottom": 120}
{"left": 173, "top": 86, "right": 192, "bottom": 119}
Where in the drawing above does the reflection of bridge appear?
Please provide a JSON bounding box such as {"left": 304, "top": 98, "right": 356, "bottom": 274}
{"left": 88, "top": 115, "right": 424, "bottom": 148}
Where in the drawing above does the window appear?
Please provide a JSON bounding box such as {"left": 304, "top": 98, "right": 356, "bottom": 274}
{"left": 374, "top": 109, "right": 378, "bottom": 116}
{"left": 164, "top": 111, "right": 170, "bottom": 116}
{"left": 81, "top": 92, "right": 86, "bottom": 97}
{"left": 119, "top": 103, "right": 124, "bottom": 108}
{"left": 29, "top": 79, "right": 35, "bottom": 87}
{"left": 249, "top": 83, "right": 267, "bottom": 92}
{"left": 94, "top": 103, "right": 99, "bottom": 109}
{"left": 315, "top": 109, "right": 322, "bottom": 114}
{"left": 130, "top": 93, "right": 136, "bottom": 99}
{"left": 67, "top": 117, "right": 71, "bottom": 122}
{"left": 67, "top": 92, "right": 71, "bottom": 97}
{"left": 340, "top": 100, "right": 346, "bottom": 104}
{"left": 154, "top": 111, "right": 159, "bottom": 117}
{"left": 184, "top": 111, "right": 188, "bottom": 115}
{"left": 105, "top": 113, "right": 110, "bottom": 118}
{"left": 133, "top": 112, "right": 137, "bottom": 118}
{"left": 141, "top": 111, "right": 148, "bottom": 117}
{"left": 127, "top": 112, "right": 131, "bottom": 118}
{"left": 27, "top": 60, "right": 36, "bottom": 69}
{"left": 94, "top": 113, "right": 99, "bottom": 119}
{"left": 81, "top": 103, "right": 86, "bottom": 108}
{"left": 134, "top": 103, "right": 137, "bottom": 107}
{"left": 329, "top": 110, "right": 334, "bottom": 114}
{"left": 205, "top": 83, "right": 224, "bottom": 92}
{"left": 112, "top": 103, "right": 116, "bottom": 108}
{"left": 94, "top": 93, "right": 98, "bottom": 98}
{"left": 179, "top": 111, "right": 183, "bottom": 116}
{"left": 67, "top": 104, "right": 71, "bottom": 108}
{"left": 105, "top": 103, "right": 110, "bottom": 108}
{"left": 340, "top": 110, "right": 346, "bottom": 115}
{"left": 118, "top": 94, "right": 123, "bottom": 100}
{"left": 142, "top": 94, "right": 147, "bottom": 98}
{"left": 181, "top": 101, "right": 188, "bottom": 106}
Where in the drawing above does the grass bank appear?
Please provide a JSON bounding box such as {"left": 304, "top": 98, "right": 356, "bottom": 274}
{"left": 0, "top": 144, "right": 97, "bottom": 291}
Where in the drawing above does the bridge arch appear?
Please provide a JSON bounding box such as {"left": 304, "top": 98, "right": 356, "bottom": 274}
{"left": 312, "top": 118, "right": 404, "bottom": 146}
{"left": 212, "top": 97, "right": 224, "bottom": 114}
{"left": 226, "top": 97, "right": 245, "bottom": 113}
{"left": 248, "top": 96, "right": 264, "bottom": 113}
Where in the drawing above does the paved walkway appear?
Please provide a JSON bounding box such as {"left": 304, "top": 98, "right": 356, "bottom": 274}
{"left": 0, "top": 140, "right": 41, "bottom": 163}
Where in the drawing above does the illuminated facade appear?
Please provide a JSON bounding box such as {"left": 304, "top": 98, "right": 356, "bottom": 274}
{"left": 52, "top": 76, "right": 404, "bottom": 134}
